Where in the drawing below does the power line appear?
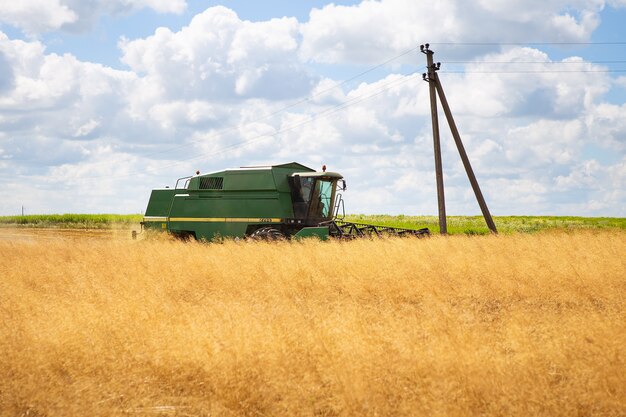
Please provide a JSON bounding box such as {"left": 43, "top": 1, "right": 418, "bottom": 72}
{"left": 10, "top": 40, "right": 626, "bottom": 176}
{"left": 444, "top": 60, "right": 626, "bottom": 64}
{"left": 431, "top": 41, "right": 626, "bottom": 46}
{"left": 8, "top": 44, "right": 423, "bottom": 167}
{"left": 30, "top": 46, "right": 429, "bottom": 178}
{"left": 126, "top": 73, "right": 422, "bottom": 176}
{"left": 442, "top": 69, "right": 626, "bottom": 74}
{"left": 59, "top": 71, "right": 423, "bottom": 181}
{"left": 98, "top": 44, "right": 424, "bottom": 163}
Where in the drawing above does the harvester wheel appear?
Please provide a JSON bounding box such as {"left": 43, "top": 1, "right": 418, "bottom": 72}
{"left": 249, "top": 227, "right": 286, "bottom": 241}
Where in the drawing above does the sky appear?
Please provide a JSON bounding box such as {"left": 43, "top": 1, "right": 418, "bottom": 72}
{"left": 0, "top": 0, "right": 625, "bottom": 217}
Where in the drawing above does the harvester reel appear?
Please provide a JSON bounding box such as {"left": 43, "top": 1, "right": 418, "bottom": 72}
{"left": 249, "top": 227, "right": 286, "bottom": 241}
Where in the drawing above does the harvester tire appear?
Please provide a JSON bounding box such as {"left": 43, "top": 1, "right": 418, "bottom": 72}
{"left": 249, "top": 227, "right": 286, "bottom": 241}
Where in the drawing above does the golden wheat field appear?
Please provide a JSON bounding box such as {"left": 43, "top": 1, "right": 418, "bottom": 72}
{"left": 1, "top": 230, "right": 625, "bottom": 417}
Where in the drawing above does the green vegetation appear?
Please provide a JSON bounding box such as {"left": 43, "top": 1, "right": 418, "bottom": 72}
{"left": 0, "top": 214, "right": 143, "bottom": 229}
{"left": 1, "top": 213, "right": 624, "bottom": 234}
{"left": 345, "top": 214, "right": 626, "bottom": 235}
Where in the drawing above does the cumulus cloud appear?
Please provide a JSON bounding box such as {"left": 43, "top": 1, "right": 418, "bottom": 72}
{"left": 1, "top": 2, "right": 625, "bottom": 216}
{"left": 120, "top": 6, "right": 313, "bottom": 104}
{"left": 297, "top": 45, "right": 625, "bottom": 216}
{"left": 300, "top": 0, "right": 605, "bottom": 64}
{"left": 585, "top": 103, "right": 626, "bottom": 151}
{"left": 0, "top": 32, "right": 137, "bottom": 170}
{"left": 447, "top": 48, "right": 611, "bottom": 119}
{"left": 0, "top": 0, "right": 77, "bottom": 35}
{"left": 0, "top": 0, "right": 186, "bottom": 35}
{"left": 553, "top": 157, "right": 626, "bottom": 213}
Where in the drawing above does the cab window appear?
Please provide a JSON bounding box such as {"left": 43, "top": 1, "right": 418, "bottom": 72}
{"left": 309, "top": 179, "right": 334, "bottom": 218}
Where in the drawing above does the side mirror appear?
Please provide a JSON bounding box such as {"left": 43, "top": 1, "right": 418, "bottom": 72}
{"left": 341, "top": 180, "right": 347, "bottom": 191}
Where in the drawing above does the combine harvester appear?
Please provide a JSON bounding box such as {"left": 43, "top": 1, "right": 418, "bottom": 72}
{"left": 142, "top": 162, "right": 429, "bottom": 240}
{"left": 142, "top": 44, "right": 498, "bottom": 240}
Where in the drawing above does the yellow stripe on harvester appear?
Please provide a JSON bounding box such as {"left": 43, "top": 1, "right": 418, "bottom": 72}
{"left": 143, "top": 216, "right": 168, "bottom": 222}
{"left": 143, "top": 217, "right": 282, "bottom": 223}
{"left": 167, "top": 217, "right": 282, "bottom": 223}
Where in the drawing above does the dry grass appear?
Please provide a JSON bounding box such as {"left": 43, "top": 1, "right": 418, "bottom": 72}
{"left": 1, "top": 231, "right": 625, "bottom": 417}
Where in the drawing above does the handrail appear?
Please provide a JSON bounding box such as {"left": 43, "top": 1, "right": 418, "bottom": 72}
{"left": 175, "top": 175, "right": 193, "bottom": 189}
{"left": 333, "top": 194, "right": 345, "bottom": 220}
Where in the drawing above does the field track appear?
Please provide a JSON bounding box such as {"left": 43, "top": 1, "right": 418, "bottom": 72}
{"left": 0, "top": 228, "right": 137, "bottom": 242}
{"left": 1, "top": 229, "right": 625, "bottom": 416}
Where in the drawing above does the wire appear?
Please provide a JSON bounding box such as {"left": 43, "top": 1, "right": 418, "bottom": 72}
{"left": 21, "top": 46, "right": 427, "bottom": 177}
{"left": 438, "top": 57, "right": 626, "bottom": 74}
{"left": 11, "top": 40, "right": 626, "bottom": 174}
{"left": 8, "top": 44, "right": 424, "bottom": 167}
{"left": 60, "top": 71, "right": 423, "bottom": 181}
{"left": 441, "top": 69, "right": 626, "bottom": 73}
{"left": 93, "top": 44, "right": 425, "bottom": 164}
{"left": 443, "top": 60, "right": 626, "bottom": 65}
{"left": 431, "top": 41, "right": 626, "bottom": 46}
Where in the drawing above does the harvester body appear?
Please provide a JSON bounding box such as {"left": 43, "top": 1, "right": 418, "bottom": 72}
{"left": 143, "top": 162, "right": 341, "bottom": 240}
{"left": 142, "top": 162, "right": 429, "bottom": 240}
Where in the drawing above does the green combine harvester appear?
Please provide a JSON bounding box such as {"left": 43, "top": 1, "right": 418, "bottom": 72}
{"left": 142, "top": 162, "right": 429, "bottom": 240}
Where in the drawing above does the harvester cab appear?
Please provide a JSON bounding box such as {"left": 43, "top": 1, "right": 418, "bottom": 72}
{"left": 288, "top": 172, "right": 344, "bottom": 222}
{"left": 141, "top": 162, "right": 428, "bottom": 241}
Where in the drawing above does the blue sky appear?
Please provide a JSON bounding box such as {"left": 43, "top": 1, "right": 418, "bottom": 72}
{"left": 0, "top": 0, "right": 625, "bottom": 216}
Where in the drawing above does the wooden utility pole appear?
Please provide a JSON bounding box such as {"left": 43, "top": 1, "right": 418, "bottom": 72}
{"left": 421, "top": 44, "right": 447, "bottom": 234}
{"left": 421, "top": 43, "right": 498, "bottom": 234}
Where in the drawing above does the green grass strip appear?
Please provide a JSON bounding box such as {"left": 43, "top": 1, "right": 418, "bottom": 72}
{"left": 0, "top": 214, "right": 143, "bottom": 229}
{"left": 1, "top": 213, "right": 624, "bottom": 233}
{"left": 345, "top": 214, "right": 626, "bottom": 235}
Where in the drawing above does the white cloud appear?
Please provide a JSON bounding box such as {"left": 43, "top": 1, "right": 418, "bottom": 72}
{"left": 0, "top": 0, "right": 186, "bottom": 35}
{"left": 555, "top": 159, "right": 602, "bottom": 188}
{"left": 553, "top": 157, "right": 626, "bottom": 215}
{"left": 300, "top": 0, "right": 605, "bottom": 64}
{"left": 551, "top": 10, "right": 600, "bottom": 40}
{"left": 504, "top": 119, "right": 585, "bottom": 166}
{"left": 585, "top": 103, "right": 626, "bottom": 151}
{"left": 72, "top": 118, "right": 101, "bottom": 138}
{"left": 126, "top": 0, "right": 186, "bottom": 14}
{"left": 439, "top": 48, "right": 610, "bottom": 119}
{"left": 0, "top": 0, "right": 77, "bottom": 35}
{"left": 0, "top": 33, "right": 137, "bottom": 170}
{"left": 0, "top": 2, "right": 625, "bottom": 217}
{"left": 120, "top": 7, "right": 313, "bottom": 103}
{"left": 487, "top": 178, "right": 549, "bottom": 207}
{"left": 300, "top": 0, "right": 433, "bottom": 65}
{"left": 148, "top": 100, "right": 219, "bottom": 130}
